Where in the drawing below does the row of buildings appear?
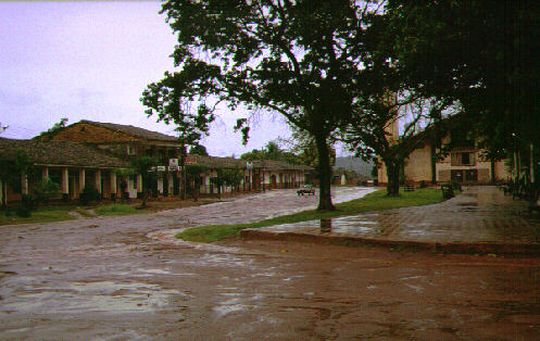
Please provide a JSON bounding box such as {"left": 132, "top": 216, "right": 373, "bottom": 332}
{"left": 0, "top": 120, "right": 312, "bottom": 205}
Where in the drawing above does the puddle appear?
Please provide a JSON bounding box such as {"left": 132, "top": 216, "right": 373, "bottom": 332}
{"left": 0, "top": 281, "right": 183, "bottom": 315}
{"left": 213, "top": 297, "right": 251, "bottom": 318}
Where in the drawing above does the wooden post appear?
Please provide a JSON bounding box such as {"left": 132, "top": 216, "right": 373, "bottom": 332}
{"left": 110, "top": 171, "right": 117, "bottom": 199}
{"left": 531, "top": 144, "right": 535, "bottom": 184}
{"left": 61, "top": 167, "right": 69, "bottom": 200}
{"left": 42, "top": 166, "right": 49, "bottom": 180}
{"left": 136, "top": 174, "right": 143, "bottom": 194}
{"left": 167, "top": 173, "right": 174, "bottom": 196}
{"left": 21, "top": 173, "right": 29, "bottom": 195}
{"left": 79, "top": 168, "right": 86, "bottom": 193}
{"left": 95, "top": 169, "right": 102, "bottom": 194}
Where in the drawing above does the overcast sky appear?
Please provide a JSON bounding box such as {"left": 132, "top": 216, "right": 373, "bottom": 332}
{"left": 0, "top": 1, "right": 293, "bottom": 157}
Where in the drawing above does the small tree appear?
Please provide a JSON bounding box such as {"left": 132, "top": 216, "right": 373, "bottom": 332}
{"left": 141, "top": 78, "right": 215, "bottom": 200}
{"left": 33, "top": 179, "right": 60, "bottom": 205}
{"left": 189, "top": 143, "right": 209, "bottom": 156}
{"left": 185, "top": 164, "right": 208, "bottom": 201}
{"left": 130, "top": 156, "right": 158, "bottom": 207}
{"left": 0, "top": 150, "right": 33, "bottom": 207}
{"left": 36, "top": 117, "right": 68, "bottom": 141}
{"left": 220, "top": 168, "right": 244, "bottom": 195}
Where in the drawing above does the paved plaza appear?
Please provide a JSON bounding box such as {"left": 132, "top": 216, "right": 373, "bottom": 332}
{"left": 243, "top": 186, "right": 540, "bottom": 254}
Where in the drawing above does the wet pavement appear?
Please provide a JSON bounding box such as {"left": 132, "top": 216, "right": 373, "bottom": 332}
{"left": 1, "top": 186, "right": 540, "bottom": 340}
{"left": 243, "top": 186, "right": 540, "bottom": 254}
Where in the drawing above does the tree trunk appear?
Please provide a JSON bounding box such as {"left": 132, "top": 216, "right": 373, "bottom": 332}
{"left": 315, "top": 135, "right": 335, "bottom": 211}
{"left": 179, "top": 145, "right": 186, "bottom": 200}
{"left": 385, "top": 160, "right": 401, "bottom": 196}
{"left": 490, "top": 158, "right": 496, "bottom": 184}
{"left": 430, "top": 142, "right": 437, "bottom": 184}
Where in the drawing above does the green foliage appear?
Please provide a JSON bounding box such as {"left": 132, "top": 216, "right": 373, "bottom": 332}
{"left": 240, "top": 141, "right": 303, "bottom": 165}
{"left": 130, "top": 156, "right": 158, "bottom": 205}
{"left": 130, "top": 156, "right": 157, "bottom": 189}
{"left": 94, "top": 204, "right": 137, "bottom": 216}
{"left": 177, "top": 188, "right": 443, "bottom": 242}
{"left": 0, "top": 149, "right": 33, "bottom": 186}
{"left": 185, "top": 164, "right": 208, "bottom": 178}
{"left": 1, "top": 206, "right": 75, "bottom": 226}
{"left": 189, "top": 143, "right": 209, "bottom": 156}
{"left": 33, "top": 178, "right": 60, "bottom": 204}
{"left": 211, "top": 168, "right": 243, "bottom": 195}
{"left": 37, "top": 117, "right": 68, "bottom": 140}
{"left": 80, "top": 187, "right": 101, "bottom": 206}
{"left": 147, "top": 1, "right": 390, "bottom": 210}
{"left": 386, "top": 0, "right": 540, "bottom": 151}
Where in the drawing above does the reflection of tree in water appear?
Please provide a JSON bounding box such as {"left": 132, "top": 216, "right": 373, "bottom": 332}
{"left": 320, "top": 218, "right": 332, "bottom": 233}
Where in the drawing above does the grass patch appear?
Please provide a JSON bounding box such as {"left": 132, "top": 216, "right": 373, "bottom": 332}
{"left": 177, "top": 188, "right": 445, "bottom": 243}
{"left": 94, "top": 204, "right": 138, "bottom": 216}
{"left": 0, "top": 206, "right": 75, "bottom": 226}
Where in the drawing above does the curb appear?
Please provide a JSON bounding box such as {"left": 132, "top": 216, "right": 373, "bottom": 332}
{"left": 240, "top": 229, "right": 540, "bottom": 256}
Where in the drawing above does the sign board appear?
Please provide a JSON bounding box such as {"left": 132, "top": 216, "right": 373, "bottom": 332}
{"left": 157, "top": 166, "right": 166, "bottom": 172}
{"left": 246, "top": 161, "right": 253, "bottom": 170}
{"left": 168, "top": 165, "right": 178, "bottom": 172}
{"left": 169, "top": 158, "right": 179, "bottom": 167}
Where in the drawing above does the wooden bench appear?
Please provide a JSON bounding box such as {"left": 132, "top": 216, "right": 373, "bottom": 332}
{"left": 404, "top": 184, "right": 415, "bottom": 192}
{"left": 297, "top": 186, "right": 315, "bottom": 196}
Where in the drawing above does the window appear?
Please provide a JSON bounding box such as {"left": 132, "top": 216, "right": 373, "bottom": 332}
{"left": 461, "top": 152, "right": 471, "bottom": 165}
{"left": 451, "top": 152, "right": 475, "bottom": 166}
{"left": 127, "top": 145, "right": 136, "bottom": 156}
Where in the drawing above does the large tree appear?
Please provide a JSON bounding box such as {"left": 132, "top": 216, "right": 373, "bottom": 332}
{"left": 148, "top": 0, "right": 386, "bottom": 211}
{"left": 343, "top": 91, "right": 453, "bottom": 196}
{"left": 385, "top": 1, "right": 540, "bottom": 163}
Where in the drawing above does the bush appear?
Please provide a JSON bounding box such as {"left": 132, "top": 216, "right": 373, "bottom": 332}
{"left": 34, "top": 179, "right": 60, "bottom": 204}
{"left": 21, "top": 194, "right": 37, "bottom": 211}
{"left": 80, "top": 187, "right": 101, "bottom": 205}
{"left": 16, "top": 206, "right": 32, "bottom": 217}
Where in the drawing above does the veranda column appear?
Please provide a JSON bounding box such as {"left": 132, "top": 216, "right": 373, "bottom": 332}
{"left": 167, "top": 173, "right": 174, "bottom": 196}
{"left": 21, "top": 172, "right": 29, "bottom": 195}
{"left": 61, "top": 167, "right": 69, "bottom": 201}
{"left": 95, "top": 169, "right": 102, "bottom": 194}
{"left": 42, "top": 166, "right": 49, "bottom": 180}
{"left": 110, "top": 171, "right": 117, "bottom": 200}
{"left": 79, "top": 168, "right": 86, "bottom": 196}
{"left": 136, "top": 174, "right": 143, "bottom": 198}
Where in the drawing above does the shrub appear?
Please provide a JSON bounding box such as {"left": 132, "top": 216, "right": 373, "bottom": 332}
{"left": 21, "top": 194, "right": 37, "bottom": 211}
{"left": 80, "top": 187, "right": 101, "bottom": 205}
{"left": 16, "top": 206, "right": 32, "bottom": 217}
{"left": 34, "top": 179, "right": 60, "bottom": 204}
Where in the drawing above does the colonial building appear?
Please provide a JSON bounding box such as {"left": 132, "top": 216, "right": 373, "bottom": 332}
{"left": 0, "top": 138, "right": 128, "bottom": 205}
{"left": 377, "top": 120, "right": 511, "bottom": 186}
{"left": 26, "top": 120, "right": 312, "bottom": 200}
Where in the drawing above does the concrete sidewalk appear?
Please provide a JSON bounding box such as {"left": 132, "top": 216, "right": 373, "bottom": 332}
{"left": 241, "top": 186, "right": 540, "bottom": 254}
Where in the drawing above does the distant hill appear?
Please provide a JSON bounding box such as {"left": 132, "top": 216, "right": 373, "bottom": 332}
{"left": 334, "top": 156, "right": 374, "bottom": 178}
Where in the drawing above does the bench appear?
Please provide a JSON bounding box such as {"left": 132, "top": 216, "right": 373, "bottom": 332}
{"left": 404, "top": 184, "right": 415, "bottom": 192}
{"left": 297, "top": 186, "right": 315, "bottom": 196}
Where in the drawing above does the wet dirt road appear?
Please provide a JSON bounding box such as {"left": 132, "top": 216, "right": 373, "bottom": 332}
{"left": 1, "top": 187, "right": 540, "bottom": 340}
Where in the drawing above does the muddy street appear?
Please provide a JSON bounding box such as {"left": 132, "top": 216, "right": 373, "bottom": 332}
{"left": 1, "top": 187, "right": 540, "bottom": 340}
